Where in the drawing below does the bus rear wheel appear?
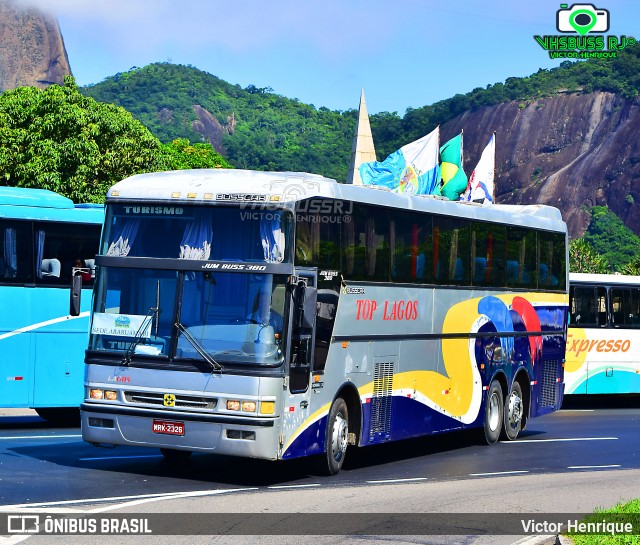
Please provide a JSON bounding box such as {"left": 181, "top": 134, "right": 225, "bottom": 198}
{"left": 502, "top": 381, "right": 524, "bottom": 441}
{"left": 317, "top": 397, "right": 349, "bottom": 475}
{"left": 482, "top": 380, "right": 503, "bottom": 445}
{"left": 160, "top": 448, "right": 192, "bottom": 463}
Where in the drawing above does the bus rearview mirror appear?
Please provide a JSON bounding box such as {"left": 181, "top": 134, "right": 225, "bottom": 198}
{"left": 300, "top": 286, "right": 317, "bottom": 329}
{"left": 70, "top": 274, "right": 82, "bottom": 316}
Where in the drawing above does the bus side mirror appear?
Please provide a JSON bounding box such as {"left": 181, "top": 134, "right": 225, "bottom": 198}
{"left": 301, "top": 286, "right": 317, "bottom": 329}
{"left": 292, "top": 280, "right": 317, "bottom": 329}
{"left": 70, "top": 273, "right": 82, "bottom": 316}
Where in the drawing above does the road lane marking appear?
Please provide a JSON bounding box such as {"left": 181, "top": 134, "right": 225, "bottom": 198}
{"left": 88, "top": 488, "right": 261, "bottom": 514}
{"left": 503, "top": 437, "right": 618, "bottom": 443}
{"left": 0, "top": 435, "right": 81, "bottom": 440}
{"left": 469, "top": 470, "right": 529, "bottom": 476}
{"left": 365, "top": 478, "right": 428, "bottom": 484}
{"left": 568, "top": 464, "right": 621, "bottom": 469}
{"left": 268, "top": 484, "right": 321, "bottom": 489}
{"left": 79, "top": 455, "right": 162, "bottom": 461}
{"left": 0, "top": 488, "right": 257, "bottom": 511}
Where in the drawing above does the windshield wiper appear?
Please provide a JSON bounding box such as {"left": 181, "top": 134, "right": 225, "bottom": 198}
{"left": 121, "top": 307, "right": 158, "bottom": 365}
{"left": 175, "top": 322, "right": 225, "bottom": 373}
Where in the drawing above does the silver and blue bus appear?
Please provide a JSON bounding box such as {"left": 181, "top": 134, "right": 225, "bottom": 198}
{"left": 566, "top": 272, "right": 640, "bottom": 395}
{"left": 1, "top": 187, "right": 103, "bottom": 422}
{"left": 80, "top": 169, "right": 568, "bottom": 473}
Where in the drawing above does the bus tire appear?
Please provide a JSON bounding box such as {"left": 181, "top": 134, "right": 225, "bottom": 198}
{"left": 160, "top": 448, "right": 192, "bottom": 463}
{"left": 502, "top": 381, "right": 524, "bottom": 441}
{"left": 35, "top": 408, "right": 80, "bottom": 426}
{"left": 318, "top": 397, "right": 349, "bottom": 476}
{"left": 482, "top": 380, "right": 503, "bottom": 445}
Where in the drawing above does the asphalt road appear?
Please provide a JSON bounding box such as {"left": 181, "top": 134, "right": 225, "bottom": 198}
{"left": 1, "top": 397, "right": 640, "bottom": 544}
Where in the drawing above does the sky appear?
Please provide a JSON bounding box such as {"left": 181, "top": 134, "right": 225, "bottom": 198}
{"left": 21, "top": 0, "right": 640, "bottom": 115}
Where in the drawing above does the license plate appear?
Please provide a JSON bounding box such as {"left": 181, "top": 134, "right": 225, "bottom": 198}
{"left": 152, "top": 419, "right": 185, "bottom": 436}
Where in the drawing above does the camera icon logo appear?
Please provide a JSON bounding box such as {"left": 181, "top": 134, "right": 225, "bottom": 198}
{"left": 269, "top": 177, "right": 321, "bottom": 201}
{"left": 556, "top": 3, "right": 609, "bottom": 35}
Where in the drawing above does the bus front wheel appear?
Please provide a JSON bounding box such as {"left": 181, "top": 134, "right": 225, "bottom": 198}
{"left": 502, "top": 381, "right": 524, "bottom": 441}
{"left": 317, "top": 397, "right": 349, "bottom": 475}
{"left": 483, "top": 380, "right": 503, "bottom": 445}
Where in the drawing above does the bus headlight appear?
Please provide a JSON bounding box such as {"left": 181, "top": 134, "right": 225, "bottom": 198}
{"left": 241, "top": 401, "right": 256, "bottom": 413}
{"left": 227, "top": 400, "right": 241, "bottom": 411}
{"left": 90, "top": 389, "right": 117, "bottom": 401}
{"left": 90, "top": 389, "right": 103, "bottom": 400}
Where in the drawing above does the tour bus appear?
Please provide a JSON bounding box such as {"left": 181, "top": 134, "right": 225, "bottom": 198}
{"left": 566, "top": 272, "right": 640, "bottom": 394}
{"left": 1, "top": 187, "right": 103, "bottom": 422}
{"left": 79, "top": 169, "right": 567, "bottom": 474}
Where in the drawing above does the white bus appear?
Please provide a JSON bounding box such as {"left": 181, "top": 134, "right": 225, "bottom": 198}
{"left": 78, "top": 169, "right": 568, "bottom": 474}
{"left": 566, "top": 272, "right": 640, "bottom": 394}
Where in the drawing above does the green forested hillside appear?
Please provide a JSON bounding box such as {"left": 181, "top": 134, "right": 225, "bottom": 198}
{"left": 583, "top": 206, "right": 640, "bottom": 270}
{"left": 80, "top": 44, "right": 640, "bottom": 178}
{"left": 82, "top": 63, "right": 357, "bottom": 181}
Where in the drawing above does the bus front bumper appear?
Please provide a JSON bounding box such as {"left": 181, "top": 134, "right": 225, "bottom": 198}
{"left": 80, "top": 402, "right": 280, "bottom": 460}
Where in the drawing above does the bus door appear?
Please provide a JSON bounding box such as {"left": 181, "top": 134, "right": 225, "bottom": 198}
{"left": 288, "top": 269, "right": 317, "bottom": 394}
{"left": 281, "top": 269, "right": 318, "bottom": 456}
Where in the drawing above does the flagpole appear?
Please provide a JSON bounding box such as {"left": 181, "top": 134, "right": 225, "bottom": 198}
{"left": 492, "top": 131, "right": 496, "bottom": 204}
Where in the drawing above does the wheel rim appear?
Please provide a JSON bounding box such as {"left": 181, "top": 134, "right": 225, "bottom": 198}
{"left": 488, "top": 391, "right": 501, "bottom": 431}
{"left": 508, "top": 391, "right": 523, "bottom": 429}
{"left": 330, "top": 410, "right": 348, "bottom": 463}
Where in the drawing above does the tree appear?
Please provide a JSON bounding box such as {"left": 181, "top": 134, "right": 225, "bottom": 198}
{"left": 583, "top": 206, "right": 640, "bottom": 270}
{"left": 161, "top": 138, "right": 232, "bottom": 170}
{"left": 0, "top": 77, "right": 167, "bottom": 202}
{"left": 569, "top": 238, "right": 610, "bottom": 273}
{"left": 620, "top": 256, "right": 640, "bottom": 276}
{"left": 0, "top": 77, "right": 231, "bottom": 202}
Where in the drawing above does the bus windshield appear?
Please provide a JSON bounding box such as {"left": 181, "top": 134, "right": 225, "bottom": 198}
{"left": 102, "top": 204, "right": 292, "bottom": 263}
{"left": 89, "top": 268, "right": 287, "bottom": 366}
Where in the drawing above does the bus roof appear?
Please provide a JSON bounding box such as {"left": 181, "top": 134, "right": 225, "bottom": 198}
{"left": 570, "top": 272, "right": 640, "bottom": 285}
{"left": 0, "top": 186, "right": 104, "bottom": 223}
{"left": 107, "top": 169, "right": 567, "bottom": 233}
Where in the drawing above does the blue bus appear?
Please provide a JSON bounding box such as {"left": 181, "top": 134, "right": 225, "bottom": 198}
{"left": 0, "top": 187, "right": 103, "bottom": 422}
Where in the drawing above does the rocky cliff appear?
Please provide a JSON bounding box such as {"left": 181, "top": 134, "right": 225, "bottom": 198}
{"left": 441, "top": 92, "right": 640, "bottom": 238}
{"left": 0, "top": 0, "right": 71, "bottom": 91}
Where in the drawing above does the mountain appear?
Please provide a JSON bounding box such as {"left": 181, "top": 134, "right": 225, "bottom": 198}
{"left": 440, "top": 91, "right": 640, "bottom": 238}
{"left": 81, "top": 63, "right": 356, "bottom": 182}
{"left": 0, "top": 0, "right": 71, "bottom": 91}
{"left": 80, "top": 50, "right": 640, "bottom": 240}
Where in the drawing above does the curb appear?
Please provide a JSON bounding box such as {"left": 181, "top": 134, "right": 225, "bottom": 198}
{"left": 512, "top": 535, "right": 574, "bottom": 545}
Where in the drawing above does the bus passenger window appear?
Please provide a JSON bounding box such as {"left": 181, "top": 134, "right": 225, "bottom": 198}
{"left": 433, "top": 216, "right": 470, "bottom": 286}
{"left": 610, "top": 288, "right": 640, "bottom": 327}
{"left": 570, "top": 286, "right": 599, "bottom": 326}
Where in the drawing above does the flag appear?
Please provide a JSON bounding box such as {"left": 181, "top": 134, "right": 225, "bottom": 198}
{"left": 460, "top": 133, "right": 495, "bottom": 204}
{"left": 440, "top": 133, "right": 468, "bottom": 201}
{"left": 359, "top": 127, "right": 440, "bottom": 195}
